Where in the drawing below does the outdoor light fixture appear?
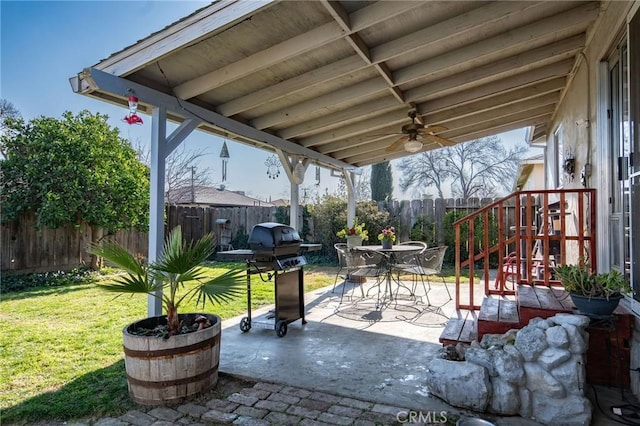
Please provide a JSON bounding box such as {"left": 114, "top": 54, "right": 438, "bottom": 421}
{"left": 404, "top": 139, "right": 423, "bottom": 153}
{"left": 124, "top": 94, "right": 143, "bottom": 125}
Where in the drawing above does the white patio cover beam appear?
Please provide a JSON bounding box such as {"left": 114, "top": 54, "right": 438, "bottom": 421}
{"left": 70, "top": 67, "right": 353, "bottom": 171}
{"left": 342, "top": 170, "right": 356, "bottom": 228}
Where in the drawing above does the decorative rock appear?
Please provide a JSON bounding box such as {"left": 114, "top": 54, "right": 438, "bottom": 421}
{"left": 560, "top": 323, "right": 588, "bottom": 354}
{"left": 532, "top": 393, "right": 592, "bottom": 425}
{"left": 480, "top": 329, "right": 518, "bottom": 349}
{"left": 523, "top": 362, "right": 565, "bottom": 398}
{"left": 545, "top": 326, "right": 570, "bottom": 349}
{"left": 465, "top": 348, "right": 496, "bottom": 376}
{"left": 426, "top": 314, "right": 590, "bottom": 421}
{"left": 503, "top": 342, "right": 523, "bottom": 360}
{"left": 455, "top": 342, "right": 468, "bottom": 359}
{"left": 426, "top": 359, "right": 491, "bottom": 411}
{"left": 519, "top": 387, "right": 532, "bottom": 419}
{"left": 515, "top": 326, "right": 548, "bottom": 361}
{"left": 529, "top": 317, "right": 550, "bottom": 330}
{"left": 551, "top": 313, "right": 591, "bottom": 328}
{"left": 438, "top": 345, "right": 463, "bottom": 361}
{"left": 537, "top": 347, "right": 571, "bottom": 370}
{"left": 551, "top": 354, "right": 586, "bottom": 396}
{"left": 493, "top": 349, "right": 525, "bottom": 385}
{"left": 488, "top": 377, "right": 520, "bottom": 415}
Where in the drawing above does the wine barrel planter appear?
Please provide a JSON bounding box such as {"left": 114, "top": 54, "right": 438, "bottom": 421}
{"left": 122, "top": 313, "right": 221, "bottom": 405}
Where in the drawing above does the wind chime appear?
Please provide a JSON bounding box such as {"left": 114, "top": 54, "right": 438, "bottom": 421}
{"left": 220, "top": 141, "right": 230, "bottom": 182}
{"left": 123, "top": 92, "right": 143, "bottom": 125}
{"left": 315, "top": 166, "right": 321, "bottom": 186}
{"left": 265, "top": 155, "right": 281, "bottom": 179}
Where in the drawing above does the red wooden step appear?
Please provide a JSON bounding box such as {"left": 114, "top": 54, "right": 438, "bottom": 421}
{"left": 439, "top": 311, "right": 476, "bottom": 346}
{"left": 517, "top": 284, "right": 574, "bottom": 325}
{"left": 477, "top": 297, "right": 520, "bottom": 341}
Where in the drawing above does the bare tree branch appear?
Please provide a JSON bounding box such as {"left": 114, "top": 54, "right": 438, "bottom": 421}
{"left": 133, "top": 140, "right": 215, "bottom": 203}
{"left": 397, "top": 136, "right": 528, "bottom": 199}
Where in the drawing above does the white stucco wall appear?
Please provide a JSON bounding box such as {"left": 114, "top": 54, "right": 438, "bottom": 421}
{"left": 545, "top": 0, "right": 633, "bottom": 268}
{"left": 546, "top": 0, "right": 638, "bottom": 398}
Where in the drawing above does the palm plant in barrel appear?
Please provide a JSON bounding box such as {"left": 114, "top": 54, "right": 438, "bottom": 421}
{"left": 91, "top": 226, "right": 244, "bottom": 336}
{"left": 89, "top": 226, "right": 245, "bottom": 404}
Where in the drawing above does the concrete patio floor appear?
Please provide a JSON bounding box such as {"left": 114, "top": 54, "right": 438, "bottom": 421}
{"left": 218, "top": 274, "right": 633, "bottom": 426}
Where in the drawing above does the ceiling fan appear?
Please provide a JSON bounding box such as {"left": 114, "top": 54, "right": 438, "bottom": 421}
{"left": 385, "top": 110, "right": 454, "bottom": 153}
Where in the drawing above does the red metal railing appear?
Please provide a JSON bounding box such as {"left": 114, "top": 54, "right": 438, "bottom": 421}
{"left": 454, "top": 189, "right": 596, "bottom": 310}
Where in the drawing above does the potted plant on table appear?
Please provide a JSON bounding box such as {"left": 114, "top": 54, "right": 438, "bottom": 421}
{"left": 378, "top": 226, "right": 396, "bottom": 249}
{"left": 554, "top": 262, "right": 631, "bottom": 317}
{"left": 336, "top": 217, "right": 369, "bottom": 247}
{"left": 89, "top": 226, "right": 245, "bottom": 405}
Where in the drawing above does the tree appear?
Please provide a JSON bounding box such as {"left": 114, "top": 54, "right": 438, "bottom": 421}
{"left": 334, "top": 167, "right": 371, "bottom": 202}
{"left": 371, "top": 161, "right": 393, "bottom": 202}
{"left": 0, "top": 110, "right": 150, "bottom": 268}
{"left": 398, "top": 136, "right": 528, "bottom": 199}
{"left": 0, "top": 99, "right": 21, "bottom": 157}
{"left": 133, "top": 140, "right": 214, "bottom": 203}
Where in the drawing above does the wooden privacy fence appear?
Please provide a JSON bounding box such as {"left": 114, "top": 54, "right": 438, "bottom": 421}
{"left": 1, "top": 204, "right": 278, "bottom": 273}
{"left": 2, "top": 198, "right": 512, "bottom": 273}
{"left": 379, "top": 197, "right": 515, "bottom": 244}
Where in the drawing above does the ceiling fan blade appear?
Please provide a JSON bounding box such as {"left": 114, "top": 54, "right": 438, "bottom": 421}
{"left": 423, "top": 134, "right": 456, "bottom": 147}
{"left": 423, "top": 124, "right": 448, "bottom": 134}
{"left": 386, "top": 136, "right": 407, "bottom": 152}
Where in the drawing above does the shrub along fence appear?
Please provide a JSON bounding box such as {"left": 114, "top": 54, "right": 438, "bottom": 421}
{"left": 2, "top": 198, "right": 515, "bottom": 273}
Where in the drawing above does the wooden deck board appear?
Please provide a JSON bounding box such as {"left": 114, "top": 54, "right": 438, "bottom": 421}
{"left": 499, "top": 299, "right": 520, "bottom": 323}
{"left": 551, "top": 287, "right": 575, "bottom": 310}
{"left": 439, "top": 311, "right": 476, "bottom": 345}
{"left": 459, "top": 318, "right": 477, "bottom": 343}
{"left": 517, "top": 285, "right": 540, "bottom": 309}
{"left": 534, "top": 286, "right": 564, "bottom": 310}
{"left": 478, "top": 297, "right": 499, "bottom": 322}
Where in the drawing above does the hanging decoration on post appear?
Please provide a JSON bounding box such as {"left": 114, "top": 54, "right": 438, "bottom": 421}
{"left": 315, "top": 166, "right": 321, "bottom": 186}
{"left": 219, "top": 141, "right": 230, "bottom": 182}
{"left": 123, "top": 93, "right": 143, "bottom": 125}
{"left": 293, "top": 160, "right": 305, "bottom": 184}
{"left": 265, "top": 155, "right": 281, "bottom": 179}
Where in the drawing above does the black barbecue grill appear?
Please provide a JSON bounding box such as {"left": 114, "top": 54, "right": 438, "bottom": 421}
{"left": 217, "top": 222, "right": 320, "bottom": 337}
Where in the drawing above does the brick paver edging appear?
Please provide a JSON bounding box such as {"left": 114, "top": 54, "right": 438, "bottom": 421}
{"left": 83, "top": 379, "right": 432, "bottom": 426}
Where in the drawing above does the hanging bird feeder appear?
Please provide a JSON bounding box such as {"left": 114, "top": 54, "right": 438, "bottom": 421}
{"left": 123, "top": 94, "right": 143, "bottom": 125}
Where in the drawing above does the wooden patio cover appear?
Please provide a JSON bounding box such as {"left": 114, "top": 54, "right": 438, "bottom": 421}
{"left": 70, "top": 0, "right": 601, "bottom": 171}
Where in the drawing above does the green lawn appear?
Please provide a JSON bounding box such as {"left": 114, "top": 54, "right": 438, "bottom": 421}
{"left": 0, "top": 263, "right": 336, "bottom": 424}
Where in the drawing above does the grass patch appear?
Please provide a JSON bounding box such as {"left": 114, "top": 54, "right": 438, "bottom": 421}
{"left": 0, "top": 262, "right": 335, "bottom": 424}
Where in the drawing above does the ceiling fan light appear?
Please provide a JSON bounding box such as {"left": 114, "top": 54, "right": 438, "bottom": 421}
{"left": 404, "top": 140, "right": 423, "bottom": 153}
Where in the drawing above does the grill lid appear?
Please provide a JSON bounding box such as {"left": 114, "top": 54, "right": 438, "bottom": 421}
{"left": 248, "top": 222, "right": 302, "bottom": 251}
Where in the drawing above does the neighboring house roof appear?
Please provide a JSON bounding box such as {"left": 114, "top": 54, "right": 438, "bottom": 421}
{"left": 169, "top": 186, "right": 274, "bottom": 207}
{"left": 514, "top": 154, "right": 545, "bottom": 191}
{"left": 271, "top": 199, "right": 289, "bottom": 207}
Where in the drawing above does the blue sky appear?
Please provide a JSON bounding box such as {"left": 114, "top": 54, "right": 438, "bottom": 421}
{"left": 1, "top": 1, "right": 528, "bottom": 201}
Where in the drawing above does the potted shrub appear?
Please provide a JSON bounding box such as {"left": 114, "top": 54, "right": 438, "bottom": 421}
{"left": 89, "top": 226, "right": 245, "bottom": 405}
{"left": 554, "top": 262, "right": 631, "bottom": 317}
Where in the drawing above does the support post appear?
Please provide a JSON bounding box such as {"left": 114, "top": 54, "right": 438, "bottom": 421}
{"left": 148, "top": 106, "right": 167, "bottom": 317}
{"left": 343, "top": 169, "right": 356, "bottom": 227}
{"left": 277, "top": 150, "right": 309, "bottom": 232}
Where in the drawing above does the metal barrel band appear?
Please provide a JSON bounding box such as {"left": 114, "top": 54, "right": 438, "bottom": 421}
{"left": 123, "top": 333, "right": 220, "bottom": 358}
{"left": 126, "top": 363, "right": 219, "bottom": 388}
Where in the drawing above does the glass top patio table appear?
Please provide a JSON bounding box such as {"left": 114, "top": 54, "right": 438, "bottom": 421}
{"left": 352, "top": 245, "right": 424, "bottom": 305}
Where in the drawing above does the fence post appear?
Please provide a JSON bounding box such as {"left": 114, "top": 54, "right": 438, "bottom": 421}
{"left": 435, "top": 198, "right": 447, "bottom": 245}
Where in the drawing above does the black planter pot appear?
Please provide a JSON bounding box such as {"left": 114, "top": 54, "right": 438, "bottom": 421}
{"left": 569, "top": 293, "right": 623, "bottom": 318}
